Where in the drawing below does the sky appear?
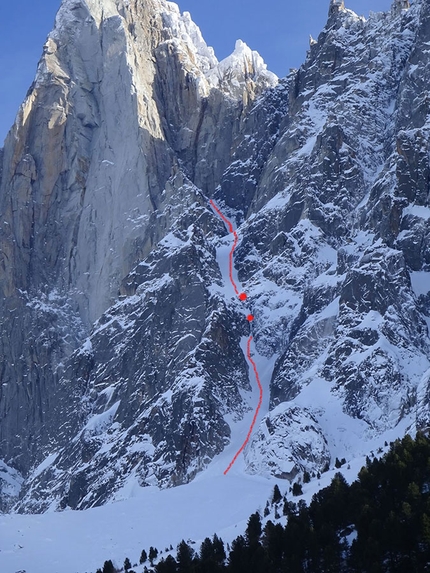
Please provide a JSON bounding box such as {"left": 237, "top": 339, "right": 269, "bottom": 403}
{"left": 0, "top": 0, "right": 392, "bottom": 144}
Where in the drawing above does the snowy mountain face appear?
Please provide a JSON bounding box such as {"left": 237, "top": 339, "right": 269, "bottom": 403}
{"left": 0, "top": 0, "right": 429, "bottom": 514}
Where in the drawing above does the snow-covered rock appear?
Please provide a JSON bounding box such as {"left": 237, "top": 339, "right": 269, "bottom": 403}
{"left": 245, "top": 404, "right": 330, "bottom": 479}
{"left": 1, "top": 0, "right": 430, "bottom": 516}
{"left": 206, "top": 39, "right": 278, "bottom": 102}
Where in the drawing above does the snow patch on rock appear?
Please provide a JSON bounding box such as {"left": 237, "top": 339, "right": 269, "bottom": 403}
{"left": 206, "top": 39, "right": 278, "bottom": 100}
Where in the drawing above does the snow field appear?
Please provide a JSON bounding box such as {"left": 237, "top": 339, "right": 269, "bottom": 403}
{"left": 0, "top": 472, "right": 275, "bottom": 573}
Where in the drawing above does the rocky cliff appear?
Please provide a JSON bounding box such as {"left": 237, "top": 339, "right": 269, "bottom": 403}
{"left": 1, "top": 0, "right": 429, "bottom": 512}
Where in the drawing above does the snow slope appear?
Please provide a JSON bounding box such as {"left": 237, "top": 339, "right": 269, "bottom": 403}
{"left": 0, "top": 425, "right": 409, "bottom": 573}
{"left": 0, "top": 472, "right": 274, "bottom": 573}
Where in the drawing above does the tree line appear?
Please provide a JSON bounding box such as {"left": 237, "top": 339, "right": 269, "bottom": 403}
{"left": 97, "top": 432, "right": 430, "bottom": 572}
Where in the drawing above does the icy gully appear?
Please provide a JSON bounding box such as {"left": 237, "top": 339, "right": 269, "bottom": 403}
{"left": 209, "top": 200, "right": 263, "bottom": 475}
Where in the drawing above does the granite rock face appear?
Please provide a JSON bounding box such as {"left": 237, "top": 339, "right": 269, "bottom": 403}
{"left": 1, "top": 0, "right": 430, "bottom": 511}
{"left": 0, "top": 0, "right": 275, "bottom": 510}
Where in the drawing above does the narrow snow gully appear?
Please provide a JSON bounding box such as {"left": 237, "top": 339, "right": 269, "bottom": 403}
{"left": 209, "top": 200, "right": 240, "bottom": 296}
{"left": 209, "top": 200, "right": 264, "bottom": 475}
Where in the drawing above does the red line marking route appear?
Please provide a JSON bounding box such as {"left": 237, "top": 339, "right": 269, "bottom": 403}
{"left": 209, "top": 199, "right": 264, "bottom": 475}
{"left": 209, "top": 200, "right": 239, "bottom": 296}
{"left": 223, "top": 336, "right": 264, "bottom": 475}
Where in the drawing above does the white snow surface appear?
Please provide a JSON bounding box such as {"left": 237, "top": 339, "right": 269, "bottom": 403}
{"left": 159, "top": 3, "right": 218, "bottom": 74}
{"left": 403, "top": 204, "right": 430, "bottom": 220}
{"left": 0, "top": 421, "right": 411, "bottom": 573}
{"left": 206, "top": 39, "right": 278, "bottom": 96}
{"left": 0, "top": 471, "right": 274, "bottom": 573}
{"left": 30, "top": 454, "right": 59, "bottom": 481}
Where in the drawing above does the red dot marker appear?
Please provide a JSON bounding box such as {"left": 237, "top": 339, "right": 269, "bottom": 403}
{"left": 210, "top": 199, "right": 262, "bottom": 476}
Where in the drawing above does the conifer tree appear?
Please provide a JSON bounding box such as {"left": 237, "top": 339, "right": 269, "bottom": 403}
{"left": 262, "top": 521, "right": 285, "bottom": 567}
{"left": 423, "top": 513, "right": 430, "bottom": 545}
{"left": 102, "top": 560, "right": 115, "bottom": 573}
{"left": 200, "top": 537, "right": 213, "bottom": 563}
{"left": 149, "top": 546, "right": 158, "bottom": 565}
{"left": 272, "top": 484, "right": 282, "bottom": 505}
{"left": 228, "top": 535, "right": 249, "bottom": 573}
{"left": 199, "top": 534, "right": 226, "bottom": 572}
{"left": 283, "top": 500, "right": 297, "bottom": 517}
{"left": 155, "top": 555, "right": 177, "bottom": 573}
{"left": 140, "top": 549, "right": 148, "bottom": 564}
{"left": 124, "top": 557, "right": 132, "bottom": 571}
{"left": 176, "top": 540, "right": 194, "bottom": 573}
{"left": 212, "top": 534, "right": 226, "bottom": 565}
{"left": 245, "top": 512, "right": 262, "bottom": 547}
{"left": 292, "top": 482, "right": 303, "bottom": 496}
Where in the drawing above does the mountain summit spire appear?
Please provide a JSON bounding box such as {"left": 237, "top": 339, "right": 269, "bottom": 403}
{"left": 392, "top": 0, "right": 410, "bottom": 14}
{"left": 328, "top": 0, "right": 345, "bottom": 16}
